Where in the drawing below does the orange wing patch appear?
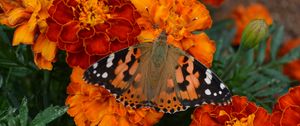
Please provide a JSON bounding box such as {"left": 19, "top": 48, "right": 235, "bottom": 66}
{"left": 175, "top": 56, "right": 203, "bottom": 102}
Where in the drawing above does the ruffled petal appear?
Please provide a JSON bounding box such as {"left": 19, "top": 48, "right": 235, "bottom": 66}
{"left": 186, "top": 33, "right": 215, "bottom": 67}
{"left": 51, "top": 0, "right": 74, "bottom": 24}
{"left": 66, "top": 51, "right": 90, "bottom": 68}
{"left": 78, "top": 27, "right": 95, "bottom": 39}
{"left": 46, "top": 18, "right": 62, "bottom": 42}
{"left": 112, "top": 3, "right": 138, "bottom": 23}
{"left": 84, "top": 33, "right": 110, "bottom": 55}
{"left": 280, "top": 106, "right": 300, "bottom": 126}
{"left": 12, "top": 23, "right": 36, "bottom": 45}
{"left": 60, "top": 21, "right": 80, "bottom": 42}
{"left": 107, "top": 19, "right": 133, "bottom": 42}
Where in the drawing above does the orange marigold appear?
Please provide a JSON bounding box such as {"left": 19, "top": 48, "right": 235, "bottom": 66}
{"left": 190, "top": 96, "right": 272, "bottom": 126}
{"left": 131, "top": 0, "right": 215, "bottom": 67}
{"left": 46, "top": 0, "right": 141, "bottom": 69}
{"left": 0, "top": 0, "right": 57, "bottom": 70}
{"left": 271, "top": 86, "right": 300, "bottom": 126}
{"left": 202, "top": 0, "right": 225, "bottom": 7}
{"left": 232, "top": 3, "right": 273, "bottom": 46}
{"left": 278, "top": 39, "right": 300, "bottom": 81}
{"left": 66, "top": 67, "right": 163, "bottom": 126}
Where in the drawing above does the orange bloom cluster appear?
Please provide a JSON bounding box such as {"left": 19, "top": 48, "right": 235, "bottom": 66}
{"left": 202, "top": 0, "right": 225, "bottom": 7}
{"left": 271, "top": 86, "right": 300, "bottom": 126}
{"left": 231, "top": 3, "right": 273, "bottom": 45}
{"left": 279, "top": 39, "right": 300, "bottom": 81}
{"left": 66, "top": 67, "right": 163, "bottom": 126}
{"left": 46, "top": 0, "right": 141, "bottom": 69}
{"left": 131, "top": 0, "right": 215, "bottom": 67}
{"left": 190, "top": 96, "right": 272, "bottom": 126}
{"left": 0, "top": 0, "right": 57, "bottom": 70}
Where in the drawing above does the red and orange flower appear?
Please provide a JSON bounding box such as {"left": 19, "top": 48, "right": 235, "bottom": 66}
{"left": 131, "top": 0, "right": 215, "bottom": 67}
{"left": 231, "top": 3, "right": 273, "bottom": 46}
{"left": 271, "top": 86, "right": 300, "bottom": 126}
{"left": 0, "top": 0, "right": 56, "bottom": 70}
{"left": 46, "top": 0, "right": 141, "bottom": 69}
{"left": 278, "top": 39, "right": 300, "bottom": 81}
{"left": 190, "top": 96, "right": 272, "bottom": 126}
{"left": 66, "top": 67, "right": 163, "bottom": 126}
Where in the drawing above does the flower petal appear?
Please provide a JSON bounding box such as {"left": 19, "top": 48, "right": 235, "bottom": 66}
{"left": 186, "top": 33, "right": 215, "bottom": 68}
{"left": 33, "top": 53, "right": 53, "bottom": 70}
{"left": 78, "top": 27, "right": 95, "bottom": 39}
{"left": 278, "top": 86, "right": 300, "bottom": 110}
{"left": 66, "top": 51, "right": 90, "bottom": 68}
{"left": 84, "top": 33, "right": 110, "bottom": 55}
{"left": 46, "top": 18, "right": 61, "bottom": 42}
{"left": 107, "top": 19, "right": 133, "bottom": 42}
{"left": 51, "top": 0, "right": 74, "bottom": 24}
{"left": 12, "top": 23, "right": 36, "bottom": 45}
{"left": 32, "top": 34, "right": 57, "bottom": 61}
{"left": 281, "top": 106, "right": 300, "bottom": 126}
{"left": 60, "top": 21, "right": 80, "bottom": 42}
{"left": 112, "top": 3, "right": 139, "bottom": 23}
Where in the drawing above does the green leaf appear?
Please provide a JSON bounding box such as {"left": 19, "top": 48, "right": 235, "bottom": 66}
{"left": 278, "top": 46, "right": 300, "bottom": 64}
{"left": 30, "top": 106, "right": 67, "bottom": 126}
{"left": 256, "top": 40, "right": 267, "bottom": 65}
{"left": 270, "top": 25, "right": 284, "bottom": 60}
{"left": 0, "top": 74, "right": 3, "bottom": 88}
{"left": 18, "top": 98, "right": 28, "bottom": 126}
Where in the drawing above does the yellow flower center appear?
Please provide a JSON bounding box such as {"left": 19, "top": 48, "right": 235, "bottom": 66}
{"left": 76, "top": 0, "right": 110, "bottom": 27}
{"left": 219, "top": 110, "right": 255, "bottom": 126}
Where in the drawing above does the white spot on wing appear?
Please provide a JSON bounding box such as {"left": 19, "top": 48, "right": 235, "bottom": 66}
{"left": 204, "top": 77, "right": 211, "bottom": 84}
{"left": 213, "top": 93, "right": 217, "bottom": 96}
{"left": 219, "top": 91, "right": 222, "bottom": 94}
{"left": 220, "top": 83, "right": 226, "bottom": 89}
{"left": 93, "top": 70, "right": 97, "bottom": 74}
{"left": 102, "top": 72, "right": 108, "bottom": 78}
{"left": 205, "top": 89, "right": 211, "bottom": 95}
{"left": 93, "top": 63, "right": 98, "bottom": 69}
{"left": 106, "top": 62, "right": 113, "bottom": 68}
{"left": 96, "top": 73, "right": 100, "bottom": 77}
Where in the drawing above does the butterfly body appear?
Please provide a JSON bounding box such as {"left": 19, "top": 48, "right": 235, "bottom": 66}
{"left": 84, "top": 31, "right": 231, "bottom": 114}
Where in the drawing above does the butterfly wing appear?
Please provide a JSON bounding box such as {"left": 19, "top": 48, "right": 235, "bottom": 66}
{"left": 83, "top": 43, "right": 154, "bottom": 108}
{"left": 161, "top": 46, "right": 231, "bottom": 113}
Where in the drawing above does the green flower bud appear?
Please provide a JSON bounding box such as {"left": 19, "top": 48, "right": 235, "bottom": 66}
{"left": 241, "top": 19, "right": 269, "bottom": 49}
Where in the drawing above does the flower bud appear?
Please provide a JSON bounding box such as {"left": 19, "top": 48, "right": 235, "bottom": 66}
{"left": 241, "top": 19, "right": 269, "bottom": 49}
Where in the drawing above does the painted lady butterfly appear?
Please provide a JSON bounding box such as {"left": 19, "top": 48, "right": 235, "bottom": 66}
{"left": 83, "top": 31, "right": 232, "bottom": 114}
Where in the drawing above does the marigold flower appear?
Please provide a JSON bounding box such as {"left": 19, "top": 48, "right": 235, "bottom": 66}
{"left": 131, "top": 0, "right": 215, "bottom": 67}
{"left": 46, "top": 0, "right": 141, "bottom": 69}
{"left": 202, "top": 0, "right": 225, "bottom": 7}
{"left": 0, "top": 0, "right": 57, "bottom": 70}
{"left": 271, "top": 86, "right": 300, "bottom": 126}
{"left": 278, "top": 39, "right": 300, "bottom": 81}
{"left": 190, "top": 96, "right": 272, "bottom": 126}
{"left": 66, "top": 67, "right": 163, "bottom": 126}
{"left": 0, "top": 0, "right": 52, "bottom": 45}
{"left": 232, "top": 3, "right": 273, "bottom": 46}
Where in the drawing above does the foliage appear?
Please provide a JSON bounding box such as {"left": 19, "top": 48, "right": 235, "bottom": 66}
{"left": 0, "top": 25, "right": 73, "bottom": 125}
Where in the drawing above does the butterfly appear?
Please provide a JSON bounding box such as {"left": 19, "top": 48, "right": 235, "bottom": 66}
{"left": 83, "top": 31, "right": 231, "bottom": 114}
